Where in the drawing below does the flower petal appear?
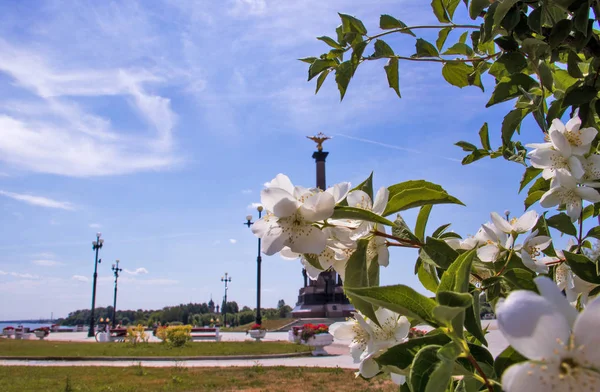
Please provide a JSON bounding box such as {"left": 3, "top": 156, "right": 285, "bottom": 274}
{"left": 350, "top": 221, "right": 373, "bottom": 241}
{"left": 520, "top": 251, "right": 549, "bottom": 274}
{"left": 267, "top": 173, "right": 295, "bottom": 194}
{"left": 330, "top": 321, "right": 355, "bottom": 340}
{"left": 535, "top": 276, "right": 578, "bottom": 328}
{"left": 260, "top": 226, "right": 287, "bottom": 256}
{"left": 301, "top": 257, "right": 323, "bottom": 280}
{"left": 375, "top": 307, "right": 398, "bottom": 326}
{"left": 394, "top": 316, "right": 410, "bottom": 341}
{"left": 347, "top": 190, "right": 372, "bottom": 210}
{"left": 261, "top": 188, "right": 299, "bottom": 218}
{"left": 514, "top": 210, "right": 539, "bottom": 233}
{"left": 573, "top": 296, "right": 600, "bottom": 366}
{"left": 565, "top": 199, "right": 582, "bottom": 222}
{"left": 579, "top": 127, "right": 598, "bottom": 146}
{"left": 477, "top": 244, "right": 500, "bottom": 263}
{"left": 326, "top": 182, "right": 350, "bottom": 204}
{"left": 496, "top": 290, "right": 571, "bottom": 361}
{"left": 575, "top": 186, "right": 600, "bottom": 203}
{"left": 289, "top": 225, "right": 327, "bottom": 254}
{"left": 568, "top": 156, "right": 585, "bottom": 179}
{"left": 390, "top": 373, "right": 406, "bottom": 385}
{"left": 565, "top": 116, "right": 581, "bottom": 133}
{"left": 550, "top": 118, "right": 566, "bottom": 134}
{"left": 299, "top": 192, "right": 335, "bottom": 222}
{"left": 491, "top": 212, "right": 513, "bottom": 233}
{"left": 372, "top": 187, "right": 389, "bottom": 215}
{"left": 501, "top": 362, "right": 562, "bottom": 392}
{"left": 377, "top": 243, "right": 390, "bottom": 267}
{"left": 280, "top": 247, "right": 300, "bottom": 260}
{"left": 540, "top": 187, "right": 562, "bottom": 208}
{"left": 550, "top": 128, "right": 572, "bottom": 157}
{"left": 358, "top": 356, "right": 380, "bottom": 378}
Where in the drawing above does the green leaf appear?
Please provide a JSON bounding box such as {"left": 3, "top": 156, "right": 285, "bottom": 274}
{"left": 344, "top": 239, "right": 379, "bottom": 326}
{"left": 409, "top": 345, "right": 452, "bottom": 392}
{"left": 469, "top": 0, "right": 489, "bottom": 20}
{"left": 546, "top": 213, "right": 577, "bottom": 236}
{"left": 493, "top": 0, "right": 519, "bottom": 29}
{"left": 432, "top": 223, "right": 452, "bottom": 238}
{"left": 345, "top": 284, "right": 439, "bottom": 326}
{"left": 384, "top": 57, "right": 401, "bottom": 98}
{"left": 415, "top": 38, "right": 440, "bottom": 58}
{"left": 524, "top": 190, "right": 545, "bottom": 210}
{"left": 523, "top": 38, "right": 550, "bottom": 60}
{"left": 478, "top": 123, "right": 491, "bottom": 150}
{"left": 331, "top": 206, "right": 396, "bottom": 227}
{"left": 494, "top": 36, "right": 519, "bottom": 51}
{"left": 456, "top": 141, "right": 478, "bottom": 151}
{"left": 501, "top": 108, "right": 528, "bottom": 145}
{"left": 338, "top": 13, "right": 367, "bottom": 35}
{"left": 567, "top": 51, "right": 584, "bottom": 79}
{"left": 487, "top": 74, "right": 538, "bottom": 107}
{"left": 438, "top": 249, "right": 476, "bottom": 293}
{"left": 393, "top": 214, "right": 421, "bottom": 244}
{"left": 527, "top": 6, "right": 542, "bottom": 34}
{"left": 549, "top": 19, "right": 573, "bottom": 48}
{"left": 431, "top": 0, "right": 451, "bottom": 23}
{"left": 308, "top": 59, "right": 336, "bottom": 81}
{"left": 564, "top": 251, "right": 600, "bottom": 284}
{"left": 442, "top": 62, "right": 473, "bottom": 88}
{"left": 372, "top": 39, "right": 395, "bottom": 58}
{"left": 315, "top": 69, "right": 330, "bottom": 94}
{"left": 303, "top": 253, "right": 322, "bottom": 271}
{"left": 519, "top": 167, "right": 543, "bottom": 192}
{"left": 503, "top": 268, "right": 537, "bottom": 291}
{"left": 351, "top": 172, "right": 374, "bottom": 199}
{"left": 442, "top": 43, "right": 474, "bottom": 56}
{"left": 538, "top": 61, "right": 554, "bottom": 91}
{"left": 489, "top": 52, "right": 527, "bottom": 79}
{"left": 436, "top": 27, "right": 451, "bottom": 51}
{"left": 317, "top": 36, "right": 343, "bottom": 50}
{"left": 585, "top": 226, "right": 600, "bottom": 240}
{"left": 418, "top": 261, "right": 440, "bottom": 292}
{"left": 494, "top": 346, "right": 527, "bottom": 376}
{"left": 421, "top": 237, "right": 459, "bottom": 269}
{"left": 334, "top": 61, "right": 353, "bottom": 101}
{"left": 415, "top": 205, "right": 433, "bottom": 242}
{"left": 384, "top": 182, "right": 464, "bottom": 216}
{"left": 573, "top": 3, "right": 589, "bottom": 35}
{"left": 379, "top": 15, "right": 415, "bottom": 36}
{"left": 464, "top": 289, "right": 487, "bottom": 345}
{"left": 564, "top": 86, "right": 598, "bottom": 107}
{"left": 299, "top": 57, "right": 318, "bottom": 64}
{"left": 376, "top": 333, "right": 452, "bottom": 368}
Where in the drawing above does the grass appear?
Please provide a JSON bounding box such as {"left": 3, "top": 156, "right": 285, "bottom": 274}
{"left": 223, "top": 319, "right": 294, "bottom": 332}
{"left": 0, "top": 366, "right": 397, "bottom": 391}
{"left": 0, "top": 340, "right": 311, "bottom": 358}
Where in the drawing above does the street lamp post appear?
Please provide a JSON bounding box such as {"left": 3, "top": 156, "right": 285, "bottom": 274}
{"left": 111, "top": 260, "right": 123, "bottom": 328}
{"left": 88, "top": 233, "right": 104, "bottom": 337}
{"left": 244, "top": 205, "right": 264, "bottom": 325}
{"left": 220, "top": 272, "right": 232, "bottom": 327}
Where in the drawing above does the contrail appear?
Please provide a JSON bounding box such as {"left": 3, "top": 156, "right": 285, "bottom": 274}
{"left": 333, "top": 133, "right": 462, "bottom": 163}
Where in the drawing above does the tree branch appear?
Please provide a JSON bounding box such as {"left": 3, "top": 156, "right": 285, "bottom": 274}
{"left": 467, "top": 354, "right": 494, "bottom": 392}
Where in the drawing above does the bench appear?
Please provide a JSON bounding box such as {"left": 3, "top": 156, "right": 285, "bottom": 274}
{"left": 109, "top": 328, "right": 128, "bottom": 342}
{"left": 190, "top": 327, "right": 220, "bottom": 342}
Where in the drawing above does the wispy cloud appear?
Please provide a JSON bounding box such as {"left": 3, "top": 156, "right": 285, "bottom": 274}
{"left": 229, "top": 239, "right": 237, "bottom": 244}
{"left": 32, "top": 259, "right": 62, "bottom": 267}
{"left": 72, "top": 275, "right": 89, "bottom": 282}
{"left": 247, "top": 202, "right": 263, "bottom": 210}
{"left": 0, "top": 190, "right": 75, "bottom": 210}
{"left": 334, "top": 133, "right": 462, "bottom": 163}
{"left": 241, "top": 189, "right": 252, "bottom": 194}
{"left": 89, "top": 223, "right": 102, "bottom": 229}
{"left": 124, "top": 267, "right": 149, "bottom": 276}
{"left": 0, "top": 270, "right": 6, "bottom": 276}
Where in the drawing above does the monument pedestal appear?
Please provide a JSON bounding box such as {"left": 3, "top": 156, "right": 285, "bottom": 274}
{"left": 291, "top": 271, "right": 354, "bottom": 318}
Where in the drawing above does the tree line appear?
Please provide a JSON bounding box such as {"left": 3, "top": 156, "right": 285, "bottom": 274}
{"left": 57, "top": 300, "right": 293, "bottom": 327}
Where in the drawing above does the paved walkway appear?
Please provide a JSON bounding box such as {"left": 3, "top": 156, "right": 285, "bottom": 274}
{"left": 1, "top": 322, "right": 508, "bottom": 369}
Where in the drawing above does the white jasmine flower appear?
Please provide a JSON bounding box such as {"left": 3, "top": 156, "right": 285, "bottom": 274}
{"left": 252, "top": 174, "right": 335, "bottom": 255}
{"left": 497, "top": 277, "right": 600, "bottom": 392}
{"left": 346, "top": 187, "right": 389, "bottom": 240}
{"left": 528, "top": 128, "right": 585, "bottom": 180}
{"left": 491, "top": 210, "right": 539, "bottom": 235}
{"left": 551, "top": 116, "right": 597, "bottom": 156}
{"left": 518, "top": 230, "right": 552, "bottom": 273}
{"left": 540, "top": 171, "right": 600, "bottom": 222}
{"left": 476, "top": 222, "right": 513, "bottom": 262}
{"left": 330, "top": 308, "right": 410, "bottom": 379}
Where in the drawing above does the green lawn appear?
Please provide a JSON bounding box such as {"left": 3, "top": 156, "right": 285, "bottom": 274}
{"left": 0, "top": 366, "right": 396, "bottom": 391}
{"left": 0, "top": 339, "right": 311, "bottom": 358}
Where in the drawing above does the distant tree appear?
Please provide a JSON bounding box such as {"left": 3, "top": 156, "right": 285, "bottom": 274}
{"left": 277, "top": 299, "right": 286, "bottom": 309}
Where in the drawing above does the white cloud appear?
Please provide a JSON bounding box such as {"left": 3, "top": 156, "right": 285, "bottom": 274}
{"left": 32, "top": 259, "right": 62, "bottom": 267}
{"left": 89, "top": 223, "right": 102, "bottom": 229}
{"left": 0, "top": 270, "right": 6, "bottom": 275}
{"left": 229, "top": 239, "right": 237, "bottom": 244}
{"left": 241, "top": 189, "right": 252, "bottom": 194}
{"left": 10, "top": 272, "right": 39, "bottom": 279}
{"left": 72, "top": 275, "right": 89, "bottom": 282}
{"left": 124, "top": 267, "right": 149, "bottom": 276}
{"left": 0, "top": 190, "right": 75, "bottom": 210}
{"left": 247, "top": 202, "right": 263, "bottom": 210}
{"left": 0, "top": 39, "right": 182, "bottom": 177}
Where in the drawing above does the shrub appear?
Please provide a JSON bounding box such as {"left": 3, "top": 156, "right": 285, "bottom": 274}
{"left": 164, "top": 325, "right": 191, "bottom": 347}
{"left": 125, "top": 324, "right": 149, "bottom": 345}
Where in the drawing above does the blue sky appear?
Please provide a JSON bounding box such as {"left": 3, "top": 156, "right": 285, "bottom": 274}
{"left": 0, "top": 0, "right": 549, "bottom": 320}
